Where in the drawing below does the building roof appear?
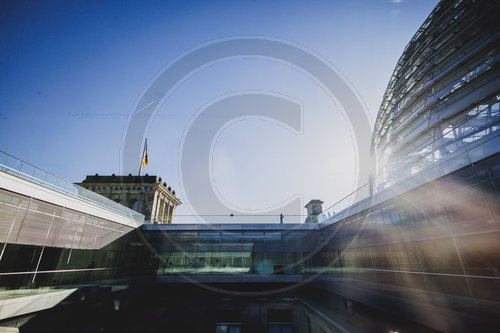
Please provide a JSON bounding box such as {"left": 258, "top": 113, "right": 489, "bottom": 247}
{"left": 81, "top": 174, "right": 162, "bottom": 184}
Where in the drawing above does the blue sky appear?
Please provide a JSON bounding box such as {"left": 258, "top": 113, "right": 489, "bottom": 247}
{"left": 0, "top": 0, "right": 439, "bottom": 221}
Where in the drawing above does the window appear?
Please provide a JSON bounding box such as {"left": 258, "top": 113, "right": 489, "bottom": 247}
{"left": 215, "top": 323, "right": 241, "bottom": 333}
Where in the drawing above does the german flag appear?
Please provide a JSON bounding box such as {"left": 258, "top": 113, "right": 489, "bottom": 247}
{"left": 141, "top": 140, "right": 148, "bottom": 169}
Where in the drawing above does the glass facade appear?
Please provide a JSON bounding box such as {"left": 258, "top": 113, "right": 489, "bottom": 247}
{"left": 0, "top": 151, "right": 145, "bottom": 302}
{"left": 0, "top": 0, "right": 499, "bottom": 331}
{"left": 142, "top": 224, "right": 318, "bottom": 276}
{"left": 372, "top": 0, "right": 500, "bottom": 191}
{"left": 315, "top": 153, "right": 500, "bottom": 300}
{"left": 3, "top": 148, "right": 497, "bottom": 302}
{"left": 132, "top": 153, "right": 499, "bottom": 302}
{"left": 1, "top": 149, "right": 498, "bottom": 328}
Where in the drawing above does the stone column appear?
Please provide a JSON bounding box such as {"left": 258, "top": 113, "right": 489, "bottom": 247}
{"left": 161, "top": 200, "right": 167, "bottom": 223}
{"left": 169, "top": 205, "right": 176, "bottom": 223}
{"left": 165, "top": 200, "right": 171, "bottom": 223}
{"left": 151, "top": 192, "right": 159, "bottom": 223}
{"left": 158, "top": 197, "right": 164, "bottom": 223}
{"left": 166, "top": 204, "right": 172, "bottom": 224}
{"left": 155, "top": 193, "right": 162, "bottom": 222}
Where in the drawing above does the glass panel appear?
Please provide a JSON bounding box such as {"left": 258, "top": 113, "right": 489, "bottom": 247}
{"left": 0, "top": 151, "right": 144, "bottom": 223}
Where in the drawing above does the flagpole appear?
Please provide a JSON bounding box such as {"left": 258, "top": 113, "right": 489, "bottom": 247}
{"left": 138, "top": 139, "right": 147, "bottom": 176}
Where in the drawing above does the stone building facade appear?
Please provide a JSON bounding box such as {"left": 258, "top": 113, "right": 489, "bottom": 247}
{"left": 77, "top": 174, "right": 181, "bottom": 224}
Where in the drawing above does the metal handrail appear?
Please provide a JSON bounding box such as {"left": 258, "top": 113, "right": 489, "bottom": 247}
{"left": 0, "top": 151, "right": 144, "bottom": 223}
